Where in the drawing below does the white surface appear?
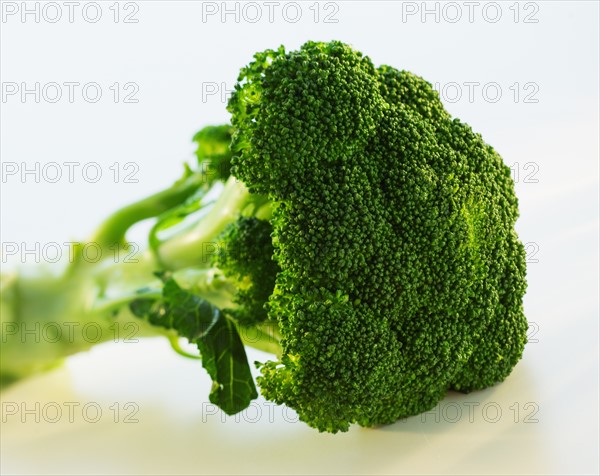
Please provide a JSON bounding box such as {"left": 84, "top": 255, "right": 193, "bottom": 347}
{"left": 1, "top": 1, "right": 599, "bottom": 475}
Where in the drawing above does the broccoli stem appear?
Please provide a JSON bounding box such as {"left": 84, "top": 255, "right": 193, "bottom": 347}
{"left": 87, "top": 172, "right": 206, "bottom": 255}
{"left": 1, "top": 247, "right": 282, "bottom": 386}
{"left": 0, "top": 258, "right": 172, "bottom": 386}
{"left": 1, "top": 170, "right": 281, "bottom": 387}
{"left": 157, "top": 176, "right": 251, "bottom": 270}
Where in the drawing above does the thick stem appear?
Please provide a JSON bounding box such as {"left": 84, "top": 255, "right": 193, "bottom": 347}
{"left": 0, "top": 250, "right": 168, "bottom": 386}
{"left": 91, "top": 289, "right": 162, "bottom": 315}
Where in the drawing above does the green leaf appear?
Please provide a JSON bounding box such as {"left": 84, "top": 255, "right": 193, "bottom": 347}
{"left": 197, "top": 312, "right": 258, "bottom": 415}
{"left": 129, "top": 298, "right": 155, "bottom": 318}
{"left": 129, "top": 276, "right": 257, "bottom": 414}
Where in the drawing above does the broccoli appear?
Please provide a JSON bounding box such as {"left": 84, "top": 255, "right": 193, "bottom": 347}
{"left": 193, "top": 124, "right": 234, "bottom": 184}
{"left": 0, "top": 41, "right": 527, "bottom": 433}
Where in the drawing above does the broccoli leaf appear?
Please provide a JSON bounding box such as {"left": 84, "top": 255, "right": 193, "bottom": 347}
{"left": 130, "top": 274, "right": 257, "bottom": 414}
{"left": 197, "top": 311, "right": 258, "bottom": 414}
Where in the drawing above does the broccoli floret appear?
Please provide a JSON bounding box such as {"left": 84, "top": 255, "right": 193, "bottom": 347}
{"left": 193, "top": 124, "right": 234, "bottom": 183}
{"left": 227, "top": 41, "right": 527, "bottom": 432}
{"left": 214, "top": 217, "right": 279, "bottom": 325}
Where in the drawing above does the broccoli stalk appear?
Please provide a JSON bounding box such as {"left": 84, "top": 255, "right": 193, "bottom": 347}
{"left": 1, "top": 129, "right": 280, "bottom": 394}
{"left": 156, "top": 176, "right": 271, "bottom": 270}
{"left": 0, "top": 172, "right": 209, "bottom": 385}
{"left": 0, "top": 249, "right": 164, "bottom": 386}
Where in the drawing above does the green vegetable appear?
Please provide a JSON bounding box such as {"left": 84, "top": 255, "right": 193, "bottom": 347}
{"left": 0, "top": 41, "right": 527, "bottom": 433}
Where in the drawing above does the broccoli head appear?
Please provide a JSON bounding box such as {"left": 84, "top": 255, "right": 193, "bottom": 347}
{"left": 227, "top": 41, "right": 527, "bottom": 432}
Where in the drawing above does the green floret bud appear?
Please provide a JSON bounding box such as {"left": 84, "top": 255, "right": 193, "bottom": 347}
{"left": 193, "top": 124, "right": 234, "bottom": 184}
{"left": 214, "top": 217, "right": 280, "bottom": 325}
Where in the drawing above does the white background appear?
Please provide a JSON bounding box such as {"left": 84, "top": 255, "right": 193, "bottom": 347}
{"left": 1, "top": 1, "right": 599, "bottom": 474}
